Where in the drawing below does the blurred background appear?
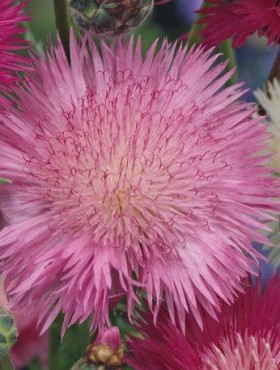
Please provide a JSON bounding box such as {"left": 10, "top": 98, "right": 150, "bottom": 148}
{"left": 20, "top": 1, "right": 277, "bottom": 369}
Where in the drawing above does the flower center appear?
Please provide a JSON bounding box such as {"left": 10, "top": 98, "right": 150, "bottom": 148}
{"left": 22, "top": 71, "right": 221, "bottom": 260}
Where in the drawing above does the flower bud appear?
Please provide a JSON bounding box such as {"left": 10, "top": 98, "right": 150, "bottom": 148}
{"left": 86, "top": 327, "right": 124, "bottom": 368}
{"left": 0, "top": 307, "right": 18, "bottom": 355}
{"left": 69, "top": 0, "right": 154, "bottom": 36}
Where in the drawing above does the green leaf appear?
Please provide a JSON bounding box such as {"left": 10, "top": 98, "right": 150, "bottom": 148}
{"left": 49, "top": 315, "right": 92, "bottom": 370}
{"left": 0, "top": 179, "right": 12, "bottom": 185}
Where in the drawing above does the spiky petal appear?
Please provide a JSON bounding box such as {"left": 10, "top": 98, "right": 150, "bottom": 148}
{"left": 94, "top": 327, "right": 122, "bottom": 352}
{"left": 0, "top": 0, "right": 30, "bottom": 110}
{"left": 127, "top": 308, "right": 203, "bottom": 370}
{"left": 198, "top": 0, "right": 280, "bottom": 48}
{"left": 127, "top": 275, "right": 280, "bottom": 370}
{"left": 0, "top": 34, "right": 278, "bottom": 334}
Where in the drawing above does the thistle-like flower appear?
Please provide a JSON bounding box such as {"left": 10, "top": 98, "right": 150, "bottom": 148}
{"left": 0, "top": 34, "right": 278, "bottom": 334}
{"left": 127, "top": 275, "right": 280, "bottom": 370}
{"left": 0, "top": 0, "right": 30, "bottom": 110}
{"left": 198, "top": 0, "right": 280, "bottom": 48}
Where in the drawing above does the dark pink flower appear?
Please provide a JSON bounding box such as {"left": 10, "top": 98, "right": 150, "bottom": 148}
{"left": 0, "top": 0, "right": 30, "bottom": 110}
{"left": 0, "top": 34, "right": 278, "bottom": 334}
{"left": 127, "top": 275, "right": 280, "bottom": 370}
{"left": 127, "top": 308, "right": 203, "bottom": 369}
{"left": 0, "top": 278, "right": 49, "bottom": 369}
{"left": 198, "top": 0, "right": 280, "bottom": 48}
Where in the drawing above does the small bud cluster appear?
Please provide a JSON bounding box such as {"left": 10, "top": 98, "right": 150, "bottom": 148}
{"left": 86, "top": 343, "right": 124, "bottom": 368}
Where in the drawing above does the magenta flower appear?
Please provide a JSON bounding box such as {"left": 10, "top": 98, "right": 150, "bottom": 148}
{"left": 0, "top": 34, "right": 278, "bottom": 334}
{"left": 127, "top": 275, "right": 280, "bottom": 369}
{"left": 127, "top": 308, "right": 203, "bottom": 369}
{"left": 0, "top": 0, "right": 30, "bottom": 110}
{"left": 0, "top": 278, "right": 49, "bottom": 369}
{"left": 198, "top": 0, "right": 280, "bottom": 48}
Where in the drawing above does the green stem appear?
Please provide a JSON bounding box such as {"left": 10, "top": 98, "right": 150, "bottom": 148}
{"left": 0, "top": 178, "right": 12, "bottom": 185}
{"left": 187, "top": 1, "right": 210, "bottom": 47}
{"left": 219, "top": 39, "right": 237, "bottom": 86}
{"left": 0, "top": 353, "right": 15, "bottom": 370}
{"left": 53, "top": 0, "right": 71, "bottom": 62}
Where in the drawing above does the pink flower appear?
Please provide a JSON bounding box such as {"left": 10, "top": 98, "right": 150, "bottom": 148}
{"left": 0, "top": 34, "right": 278, "bottom": 334}
{"left": 0, "top": 0, "right": 30, "bottom": 110}
{"left": 127, "top": 275, "right": 280, "bottom": 370}
{"left": 127, "top": 308, "right": 203, "bottom": 369}
{"left": 198, "top": 0, "right": 280, "bottom": 48}
{"left": 94, "top": 327, "right": 122, "bottom": 351}
{"left": 0, "top": 278, "right": 48, "bottom": 369}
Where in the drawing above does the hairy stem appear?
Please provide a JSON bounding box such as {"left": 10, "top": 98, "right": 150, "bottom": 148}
{"left": 53, "top": 0, "right": 71, "bottom": 62}
{"left": 219, "top": 39, "right": 237, "bottom": 86}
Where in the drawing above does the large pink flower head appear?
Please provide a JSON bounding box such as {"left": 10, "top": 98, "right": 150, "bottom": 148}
{"left": 0, "top": 0, "right": 30, "bottom": 110}
{"left": 0, "top": 34, "right": 278, "bottom": 334}
{"left": 198, "top": 0, "right": 280, "bottom": 48}
{"left": 127, "top": 275, "right": 280, "bottom": 370}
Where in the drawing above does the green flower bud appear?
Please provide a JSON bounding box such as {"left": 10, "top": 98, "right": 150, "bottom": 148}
{"left": 69, "top": 0, "right": 154, "bottom": 36}
{"left": 0, "top": 307, "right": 18, "bottom": 355}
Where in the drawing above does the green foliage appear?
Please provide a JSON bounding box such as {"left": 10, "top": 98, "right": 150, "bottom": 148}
{"left": 0, "top": 179, "right": 11, "bottom": 185}
{"left": 0, "top": 353, "right": 15, "bottom": 370}
{"left": 49, "top": 315, "right": 93, "bottom": 370}
{"left": 129, "top": 20, "right": 164, "bottom": 54}
{"left": 26, "top": 0, "right": 56, "bottom": 47}
{"left": 0, "top": 308, "right": 17, "bottom": 356}
{"left": 23, "top": 358, "right": 42, "bottom": 370}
